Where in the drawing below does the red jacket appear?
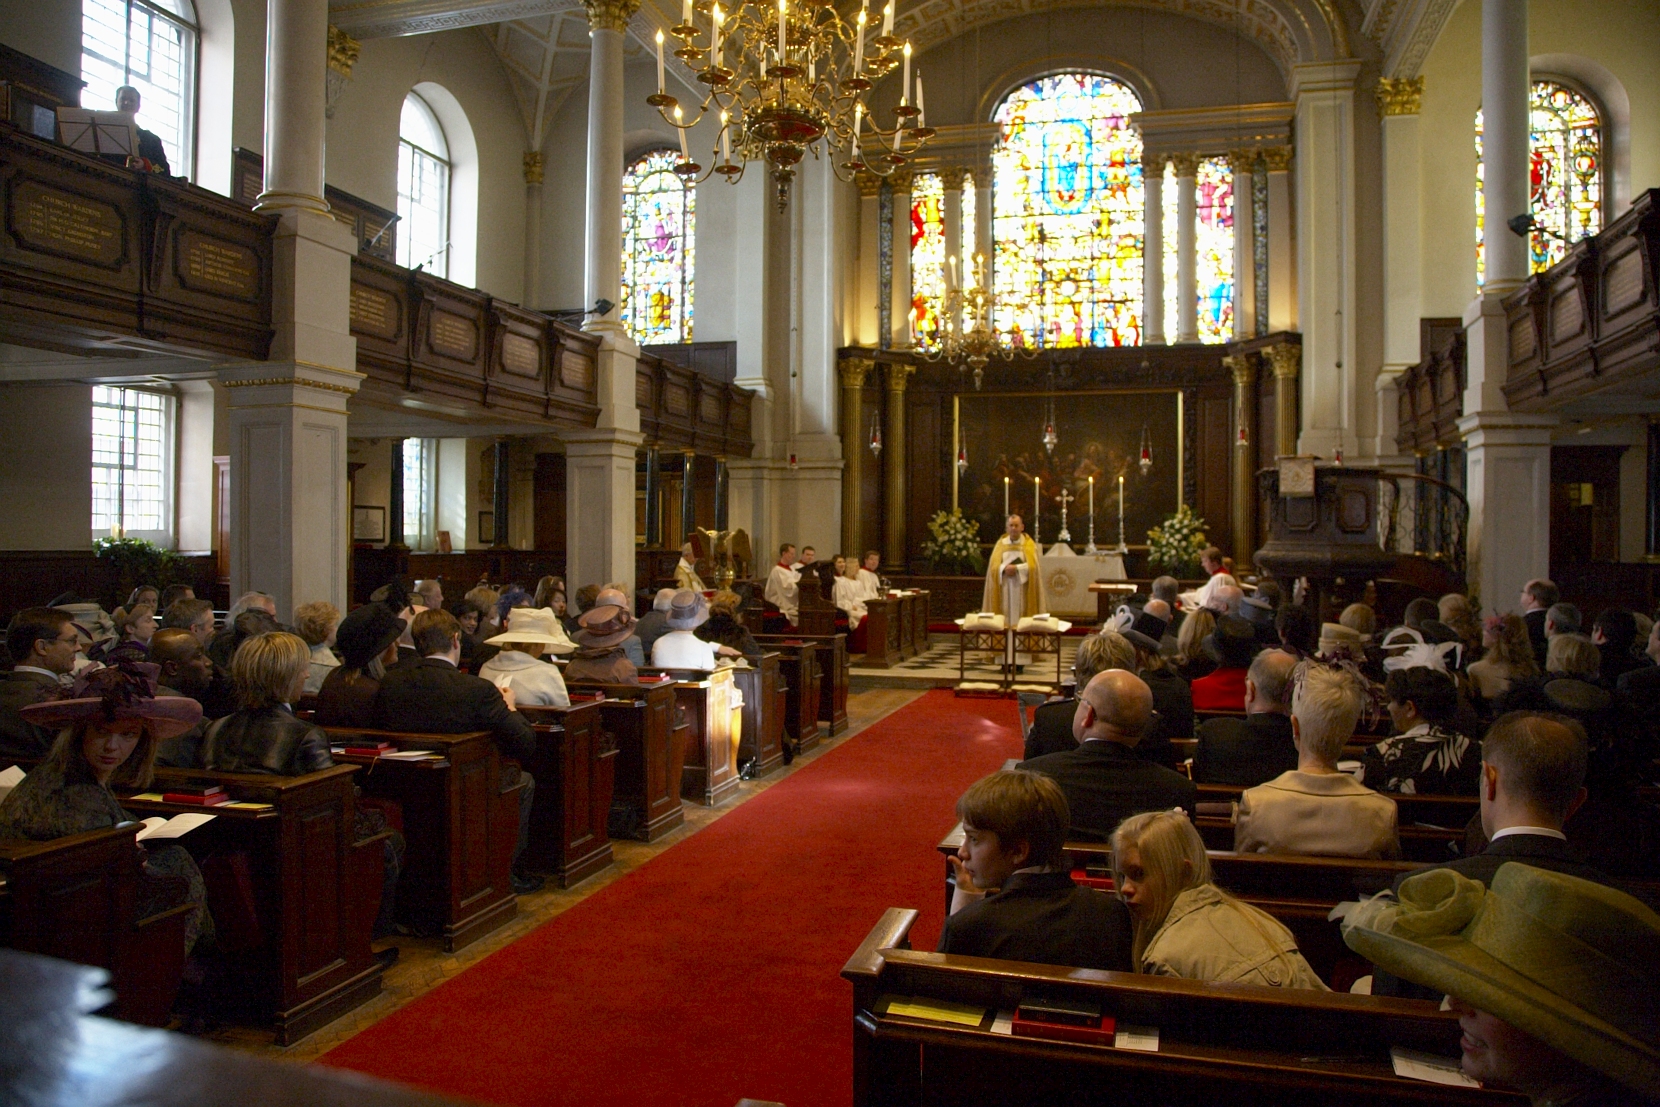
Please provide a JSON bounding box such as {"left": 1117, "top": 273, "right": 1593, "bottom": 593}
{"left": 1190, "top": 666, "right": 1249, "bottom": 712}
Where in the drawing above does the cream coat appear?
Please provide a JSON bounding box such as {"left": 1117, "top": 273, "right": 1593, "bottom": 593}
{"left": 1141, "top": 884, "right": 1329, "bottom": 989}
{"left": 478, "top": 650, "right": 570, "bottom": 707}
{"left": 1233, "top": 769, "right": 1401, "bottom": 859}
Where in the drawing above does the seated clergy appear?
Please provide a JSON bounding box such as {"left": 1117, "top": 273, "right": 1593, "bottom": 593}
{"left": 1112, "top": 810, "right": 1326, "bottom": 988}
{"left": 1, "top": 607, "right": 78, "bottom": 761}
{"left": 1188, "top": 615, "right": 1258, "bottom": 711}
{"left": 566, "top": 591, "right": 641, "bottom": 685}
{"left": 764, "top": 544, "right": 801, "bottom": 626}
{"left": 940, "top": 769, "right": 1133, "bottom": 972}
{"left": 3, "top": 665, "right": 210, "bottom": 952}
{"left": 1234, "top": 664, "right": 1400, "bottom": 858}
{"left": 652, "top": 591, "right": 742, "bottom": 669}
{"left": 376, "top": 609, "right": 540, "bottom": 893}
{"left": 675, "top": 542, "right": 707, "bottom": 592}
{"left": 854, "top": 550, "right": 882, "bottom": 600}
{"left": 1019, "top": 670, "right": 1196, "bottom": 842}
{"left": 315, "top": 604, "right": 406, "bottom": 729}
{"left": 479, "top": 607, "right": 574, "bottom": 707}
{"left": 1193, "top": 649, "right": 1299, "bottom": 786}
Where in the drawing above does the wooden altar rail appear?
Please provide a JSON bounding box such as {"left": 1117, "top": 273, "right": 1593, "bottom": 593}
{"left": 123, "top": 764, "right": 388, "bottom": 1044}
{"left": 0, "top": 124, "right": 275, "bottom": 362}
{"left": 843, "top": 908, "right": 1525, "bottom": 1107}
{"left": 1503, "top": 187, "right": 1660, "bottom": 412}
{"left": 0, "top": 823, "right": 193, "bottom": 1027}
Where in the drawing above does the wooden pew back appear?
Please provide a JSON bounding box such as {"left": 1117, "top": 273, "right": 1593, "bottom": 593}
{"left": 512, "top": 702, "right": 616, "bottom": 887}
{"left": 730, "top": 651, "right": 785, "bottom": 777}
{"left": 754, "top": 632, "right": 850, "bottom": 736}
{"left": 562, "top": 681, "right": 685, "bottom": 841}
{"left": 638, "top": 666, "right": 741, "bottom": 805}
{"left": 748, "top": 638, "right": 822, "bottom": 752}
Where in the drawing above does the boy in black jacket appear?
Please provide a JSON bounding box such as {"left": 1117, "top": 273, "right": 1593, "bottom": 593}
{"left": 940, "top": 769, "right": 1134, "bottom": 972}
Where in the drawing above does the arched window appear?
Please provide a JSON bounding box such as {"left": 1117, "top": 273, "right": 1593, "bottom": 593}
{"left": 621, "top": 150, "right": 695, "bottom": 344}
{"left": 398, "top": 92, "right": 451, "bottom": 277}
{"left": 1195, "top": 155, "right": 1235, "bottom": 343}
{"left": 992, "top": 73, "right": 1144, "bottom": 348}
{"left": 82, "top": 0, "right": 198, "bottom": 178}
{"left": 1476, "top": 80, "right": 1603, "bottom": 284}
{"left": 910, "top": 171, "right": 945, "bottom": 349}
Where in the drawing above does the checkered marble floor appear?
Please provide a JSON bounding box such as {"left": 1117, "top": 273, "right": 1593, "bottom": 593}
{"left": 850, "top": 632, "right": 1080, "bottom": 688}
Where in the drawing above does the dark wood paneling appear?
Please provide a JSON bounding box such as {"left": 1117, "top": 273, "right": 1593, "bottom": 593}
{"left": 905, "top": 392, "right": 941, "bottom": 572}
{"left": 635, "top": 351, "right": 754, "bottom": 457}
{"left": 533, "top": 453, "right": 566, "bottom": 556}
{"left": 1197, "top": 393, "right": 1234, "bottom": 556}
{"left": 0, "top": 550, "right": 220, "bottom": 624}
{"left": 231, "top": 147, "right": 397, "bottom": 263}
{"left": 643, "top": 340, "right": 737, "bottom": 382}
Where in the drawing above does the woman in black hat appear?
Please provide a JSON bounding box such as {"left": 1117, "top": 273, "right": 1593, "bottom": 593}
{"left": 315, "top": 604, "right": 407, "bottom": 728}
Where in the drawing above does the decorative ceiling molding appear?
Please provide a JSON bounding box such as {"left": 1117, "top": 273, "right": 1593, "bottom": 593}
{"left": 1133, "top": 101, "right": 1295, "bottom": 156}
{"left": 329, "top": 0, "right": 580, "bottom": 39}
{"left": 1361, "top": 0, "right": 1461, "bottom": 78}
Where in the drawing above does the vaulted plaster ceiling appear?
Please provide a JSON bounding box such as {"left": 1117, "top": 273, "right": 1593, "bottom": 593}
{"left": 485, "top": 10, "right": 601, "bottom": 146}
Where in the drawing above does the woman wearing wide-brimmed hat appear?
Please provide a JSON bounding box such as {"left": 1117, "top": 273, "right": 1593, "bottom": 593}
{"left": 565, "top": 589, "right": 640, "bottom": 685}
{"left": 315, "top": 604, "right": 406, "bottom": 728}
{"left": 479, "top": 608, "right": 574, "bottom": 707}
{"left": 650, "top": 591, "right": 743, "bottom": 669}
{"left": 1343, "top": 863, "right": 1660, "bottom": 1105}
{"left": 2, "top": 664, "right": 213, "bottom": 952}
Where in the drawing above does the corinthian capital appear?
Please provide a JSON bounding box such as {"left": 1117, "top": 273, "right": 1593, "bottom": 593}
{"left": 1375, "top": 76, "right": 1425, "bottom": 118}
{"left": 583, "top": 0, "right": 640, "bottom": 34}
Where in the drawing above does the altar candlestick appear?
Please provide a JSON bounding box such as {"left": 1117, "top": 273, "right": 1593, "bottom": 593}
{"left": 1003, "top": 475, "right": 1009, "bottom": 518}
{"left": 1033, "top": 476, "right": 1040, "bottom": 543}
{"left": 655, "top": 30, "right": 666, "bottom": 94}
{"left": 674, "top": 106, "right": 689, "bottom": 161}
{"left": 1087, "top": 474, "right": 1096, "bottom": 553}
{"left": 1116, "top": 473, "right": 1127, "bottom": 554}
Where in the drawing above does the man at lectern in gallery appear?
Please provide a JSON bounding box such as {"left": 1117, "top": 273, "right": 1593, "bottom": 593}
{"left": 983, "top": 515, "right": 1046, "bottom": 671}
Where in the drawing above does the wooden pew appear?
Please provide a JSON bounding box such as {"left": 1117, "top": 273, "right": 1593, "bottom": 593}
{"left": 125, "top": 765, "right": 388, "bottom": 1044}
{"left": 514, "top": 702, "right": 617, "bottom": 887}
{"left": 759, "top": 638, "right": 822, "bottom": 752}
{"left": 843, "top": 908, "right": 1525, "bottom": 1107}
{"left": 0, "top": 824, "right": 192, "bottom": 1027}
{"left": 565, "top": 680, "right": 685, "bottom": 841}
{"left": 755, "top": 632, "right": 850, "bottom": 736}
{"left": 732, "top": 651, "right": 786, "bottom": 777}
{"left": 860, "top": 595, "right": 903, "bottom": 668}
{"left": 1195, "top": 782, "right": 1479, "bottom": 832}
{"left": 637, "top": 667, "right": 741, "bottom": 806}
{"left": 1195, "top": 814, "right": 1463, "bottom": 863}
{"left": 321, "top": 728, "right": 523, "bottom": 951}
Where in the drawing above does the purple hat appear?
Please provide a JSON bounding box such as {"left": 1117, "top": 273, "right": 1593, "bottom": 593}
{"left": 19, "top": 662, "right": 202, "bottom": 741}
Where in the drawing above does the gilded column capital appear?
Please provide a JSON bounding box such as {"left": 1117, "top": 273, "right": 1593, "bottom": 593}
{"left": 887, "top": 170, "right": 914, "bottom": 194}
{"left": 839, "top": 356, "right": 874, "bottom": 388}
{"left": 1227, "top": 148, "right": 1258, "bottom": 174}
{"left": 327, "top": 25, "right": 360, "bottom": 78}
{"left": 1262, "top": 146, "right": 1293, "bottom": 173}
{"left": 1223, "top": 354, "right": 1256, "bottom": 387}
{"left": 523, "top": 150, "right": 544, "bottom": 185}
{"left": 1375, "top": 76, "right": 1425, "bottom": 118}
{"left": 583, "top": 0, "right": 640, "bottom": 33}
{"left": 883, "top": 361, "right": 916, "bottom": 392}
{"left": 1142, "top": 150, "right": 1168, "bottom": 174}
{"left": 940, "top": 165, "right": 968, "bottom": 191}
{"left": 1169, "top": 152, "right": 1200, "bottom": 178}
{"left": 855, "top": 169, "right": 882, "bottom": 198}
{"left": 1266, "top": 342, "right": 1301, "bottom": 380}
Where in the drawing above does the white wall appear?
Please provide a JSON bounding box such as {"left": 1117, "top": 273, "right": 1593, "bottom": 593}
{"left": 0, "top": 386, "right": 93, "bottom": 550}
{"left": 0, "top": 0, "right": 80, "bottom": 77}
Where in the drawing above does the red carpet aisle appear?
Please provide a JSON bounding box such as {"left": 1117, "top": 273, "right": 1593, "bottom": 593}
{"left": 320, "top": 690, "right": 1023, "bottom": 1107}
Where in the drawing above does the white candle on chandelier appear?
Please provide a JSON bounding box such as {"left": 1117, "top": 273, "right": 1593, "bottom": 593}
{"left": 851, "top": 102, "right": 862, "bottom": 158}
{"left": 712, "top": 5, "right": 723, "bottom": 67}
{"left": 674, "top": 106, "right": 690, "bottom": 161}
{"left": 853, "top": 8, "right": 867, "bottom": 74}
{"left": 915, "top": 70, "right": 924, "bottom": 126}
{"left": 654, "top": 29, "right": 666, "bottom": 94}
{"left": 720, "top": 109, "right": 731, "bottom": 163}
{"left": 777, "top": 0, "right": 787, "bottom": 63}
{"left": 881, "top": 0, "right": 893, "bottom": 37}
{"left": 682, "top": 0, "right": 691, "bottom": 24}
{"left": 900, "top": 42, "right": 911, "bottom": 105}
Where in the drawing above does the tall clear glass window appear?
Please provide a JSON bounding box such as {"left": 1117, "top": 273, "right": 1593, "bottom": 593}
{"left": 91, "top": 386, "right": 173, "bottom": 542}
{"left": 398, "top": 93, "right": 451, "bottom": 277}
{"left": 81, "top": 0, "right": 198, "bottom": 178}
{"left": 403, "top": 438, "right": 435, "bottom": 551}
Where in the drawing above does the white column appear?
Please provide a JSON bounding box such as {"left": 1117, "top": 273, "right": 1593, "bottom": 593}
{"left": 1143, "top": 151, "right": 1166, "bottom": 345}
{"left": 856, "top": 171, "right": 881, "bottom": 346}
{"left": 1229, "top": 150, "right": 1255, "bottom": 341}
{"left": 1264, "top": 146, "right": 1295, "bottom": 332}
{"left": 1480, "top": 0, "right": 1530, "bottom": 295}
{"left": 1292, "top": 60, "right": 1362, "bottom": 458}
{"left": 890, "top": 172, "right": 912, "bottom": 347}
{"left": 228, "top": 0, "right": 360, "bottom": 616}
{"left": 581, "top": 0, "right": 637, "bottom": 335}
{"left": 1459, "top": 409, "right": 1555, "bottom": 613}
{"left": 1173, "top": 153, "right": 1198, "bottom": 343}
{"left": 942, "top": 166, "right": 964, "bottom": 337}
{"left": 523, "top": 151, "right": 544, "bottom": 307}
{"left": 1377, "top": 78, "right": 1424, "bottom": 467}
{"left": 564, "top": 431, "right": 643, "bottom": 595}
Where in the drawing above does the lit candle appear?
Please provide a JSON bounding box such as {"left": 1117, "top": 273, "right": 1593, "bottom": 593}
{"left": 881, "top": 0, "right": 893, "bottom": 37}
{"left": 655, "top": 29, "right": 666, "bottom": 94}
{"left": 1088, "top": 474, "right": 1095, "bottom": 526}
{"left": 851, "top": 102, "right": 863, "bottom": 158}
{"left": 853, "top": 8, "right": 866, "bottom": 73}
{"left": 1118, "top": 473, "right": 1125, "bottom": 542}
{"left": 778, "top": 0, "right": 787, "bottom": 62}
{"left": 1034, "top": 476, "right": 1040, "bottom": 536}
{"left": 1004, "top": 475, "right": 1009, "bottom": 518}
{"left": 947, "top": 253, "right": 957, "bottom": 289}
{"left": 901, "top": 42, "right": 911, "bottom": 105}
{"left": 682, "top": 0, "right": 691, "bottom": 24}
{"left": 915, "top": 70, "right": 924, "bottom": 125}
{"left": 808, "top": 56, "right": 815, "bottom": 82}
{"left": 674, "top": 106, "right": 690, "bottom": 161}
{"left": 712, "top": 5, "right": 722, "bottom": 67}
{"left": 720, "top": 109, "right": 731, "bottom": 163}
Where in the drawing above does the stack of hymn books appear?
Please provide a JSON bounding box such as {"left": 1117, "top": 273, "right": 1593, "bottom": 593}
{"left": 342, "top": 740, "right": 396, "bottom": 757}
{"left": 1012, "top": 995, "right": 1116, "bottom": 1046}
{"left": 162, "top": 783, "right": 231, "bottom": 806}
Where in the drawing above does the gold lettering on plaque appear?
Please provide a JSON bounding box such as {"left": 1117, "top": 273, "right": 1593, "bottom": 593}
{"left": 429, "top": 311, "right": 477, "bottom": 360}
{"left": 500, "top": 332, "right": 540, "bottom": 378}
{"left": 180, "top": 231, "right": 257, "bottom": 299}
{"left": 350, "top": 285, "right": 399, "bottom": 339}
{"left": 13, "top": 180, "right": 124, "bottom": 267}
{"left": 561, "top": 351, "right": 595, "bottom": 390}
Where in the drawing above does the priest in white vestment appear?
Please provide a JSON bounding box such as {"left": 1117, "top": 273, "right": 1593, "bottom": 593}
{"left": 764, "top": 543, "right": 800, "bottom": 625}
{"left": 981, "top": 515, "right": 1045, "bottom": 670}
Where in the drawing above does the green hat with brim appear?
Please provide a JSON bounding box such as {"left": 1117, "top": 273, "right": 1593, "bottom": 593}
{"left": 1341, "top": 863, "right": 1660, "bottom": 1095}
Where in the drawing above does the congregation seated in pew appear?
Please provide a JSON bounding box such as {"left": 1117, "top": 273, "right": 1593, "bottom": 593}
{"left": 1, "top": 607, "right": 81, "bottom": 761}
{"left": 566, "top": 590, "right": 641, "bottom": 685}
{"left": 478, "top": 607, "right": 574, "bottom": 707}
{"left": 651, "top": 590, "right": 744, "bottom": 669}
{"left": 695, "top": 589, "right": 763, "bottom": 659}
{"left": 1361, "top": 667, "right": 1480, "bottom": 796}
{"left": 315, "top": 604, "right": 407, "bottom": 729}
{"left": 1024, "top": 631, "right": 1180, "bottom": 769}
{"left": 1192, "top": 649, "right": 1299, "bottom": 786}
{"left": 0, "top": 665, "right": 211, "bottom": 955}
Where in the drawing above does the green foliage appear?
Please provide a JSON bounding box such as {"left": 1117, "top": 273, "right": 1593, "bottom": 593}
{"left": 93, "top": 537, "right": 182, "bottom": 604}
{"left": 920, "top": 509, "right": 987, "bottom": 575}
{"left": 1146, "top": 504, "right": 1209, "bottom": 576}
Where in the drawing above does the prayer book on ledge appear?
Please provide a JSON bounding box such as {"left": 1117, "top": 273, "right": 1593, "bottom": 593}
{"left": 162, "top": 784, "right": 230, "bottom": 806}
{"left": 1013, "top": 995, "right": 1118, "bottom": 1046}
{"left": 340, "top": 742, "right": 397, "bottom": 757}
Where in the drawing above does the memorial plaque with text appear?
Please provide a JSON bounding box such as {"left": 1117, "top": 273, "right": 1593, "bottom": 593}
{"left": 350, "top": 283, "right": 401, "bottom": 340}
{"left": 177, "top": 229, "right": 259, "bottom": 300}
{"left": 561, "top": 349, "right": 594, "bottom": 390}
{"left": 500, "top": 331, "right": 540, "bottom": 378}
{"left": 9, "top": 178, "right": 126, "bottom": 268}
{"left": 429, "top": 310, "right": 478, "bottom": 361}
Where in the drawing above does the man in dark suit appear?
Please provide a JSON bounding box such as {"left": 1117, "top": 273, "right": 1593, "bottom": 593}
{"left": 376, "top": 608, "right": 542, "bottom": 892}
{"left": 0, "top": 608, "right": 78, "bottom": 760}
{"left": 1591, "top": 607, "right": 1646, "bottom": 687}
{"left": 1020, "top": 669, "right": 1196, "bottom": 842}
{"left": 1193, "top": 649, "right": 1298, "bottom": 786}
{"left": 1518, "top": 578, "right": 1556, "bottom": 668}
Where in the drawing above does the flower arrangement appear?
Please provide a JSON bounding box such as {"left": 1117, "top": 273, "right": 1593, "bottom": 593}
{"left": 920, "top": 509, "right": 986, "bottom": 575}
{"left": 93, "top": 536, "right": 182, "bottom": 604}
{"left": 1146, "top": 504, "right": 1209, "bottom": 576}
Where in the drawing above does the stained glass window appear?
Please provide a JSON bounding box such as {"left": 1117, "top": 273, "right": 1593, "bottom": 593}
{"left": 910, "top": 172, "right": 946, "bottom": 349}
{"left": 621, "top": 149, "right": 695, "bottom": 343}
{"left": 1195, "top": 155, "right": 1234, "bottom": 342}
{"left": 82, "top": 0, "right": 197, "bottom": 179}
{"left": 1476, "top": 80, "right": 1602, "bottom": 285}
{"left": 91, "top": 386, "right": 173, "bottom": 542}
{"left": 992, "top": 73, "right": 1144, "bottom": 348}
{"left": 961, "top": 172, "right": 977, "bottom": 284}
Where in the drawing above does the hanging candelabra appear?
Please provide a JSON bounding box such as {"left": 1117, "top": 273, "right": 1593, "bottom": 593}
{"left": 915, "top": 252, "right": 1036, "bottom": 389}
{"left": 648, "top": 0, "right": 935, "bottom": 210}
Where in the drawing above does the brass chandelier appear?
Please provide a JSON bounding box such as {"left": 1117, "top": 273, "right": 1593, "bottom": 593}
{"left": 648, "top": 0, "right": 934, "bottom": 209}
{"left": 917, "top": 252, "right": 1035, "bottom": 389}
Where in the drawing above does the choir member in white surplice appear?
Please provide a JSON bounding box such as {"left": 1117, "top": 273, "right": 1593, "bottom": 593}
{"left": 764, "top": 543, "right": 801, "bottom": 626}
